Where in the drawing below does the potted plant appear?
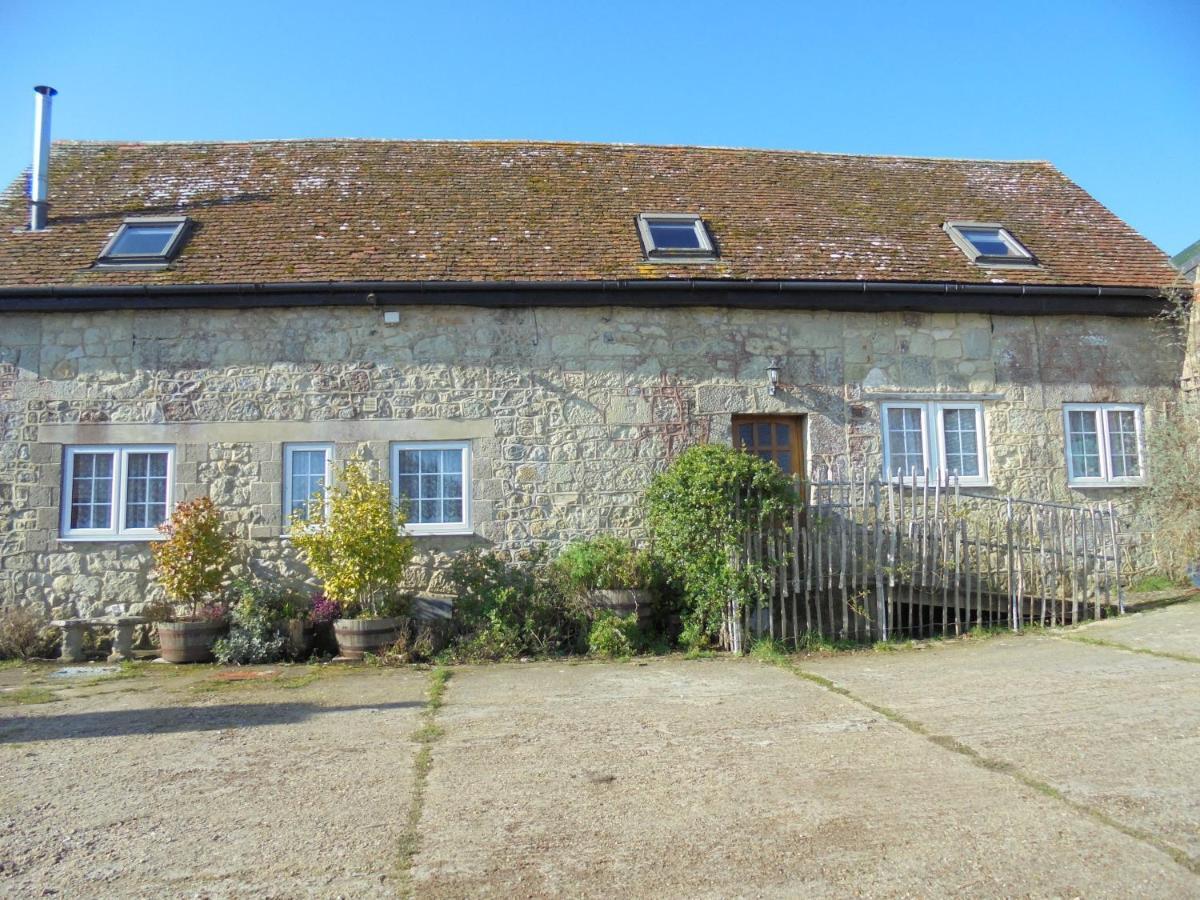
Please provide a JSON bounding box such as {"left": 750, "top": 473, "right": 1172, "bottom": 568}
{"left": 289, "top": 458, "right": 414, "bottom": 659}
{"left": 151, "top": 497, "right": 235, "bottom": 663}
{"left": 552, "top": 537, "right": 654, "bottom": 623}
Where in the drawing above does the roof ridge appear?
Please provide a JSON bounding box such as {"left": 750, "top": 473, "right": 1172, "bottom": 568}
{"left": 46, "top": 137, "right": 1053, "bottom": 166}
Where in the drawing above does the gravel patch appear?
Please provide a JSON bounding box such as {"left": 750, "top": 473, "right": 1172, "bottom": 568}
{"left": 0, "top": 665, "right": 426, "bottom": 898}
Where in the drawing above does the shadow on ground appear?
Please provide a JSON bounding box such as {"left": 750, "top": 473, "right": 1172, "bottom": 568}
{"left": 0, "top": 700, "right": 422, "bottom": 743}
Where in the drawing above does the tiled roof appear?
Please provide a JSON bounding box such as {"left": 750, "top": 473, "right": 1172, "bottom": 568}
{"left": 0, "top": 139, "right": 1177, "bottom": 290}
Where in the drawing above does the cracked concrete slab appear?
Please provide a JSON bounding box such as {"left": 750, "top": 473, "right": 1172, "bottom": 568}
{"left": 415, "top": 657, "right": 1196, "bottom": 896}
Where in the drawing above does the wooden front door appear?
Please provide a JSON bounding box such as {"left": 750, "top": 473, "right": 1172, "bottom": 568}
{"left": 732, "top": 415, "right": 805, "bottom": 477}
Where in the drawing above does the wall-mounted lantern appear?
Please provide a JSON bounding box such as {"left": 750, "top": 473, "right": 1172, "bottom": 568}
{"left": 767, "top": 357, "right": 781, "bottom": 396}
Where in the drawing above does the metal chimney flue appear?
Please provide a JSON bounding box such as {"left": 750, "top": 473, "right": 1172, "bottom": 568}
{"left": 30, "top": 85, "right": 57, "bottom": 232}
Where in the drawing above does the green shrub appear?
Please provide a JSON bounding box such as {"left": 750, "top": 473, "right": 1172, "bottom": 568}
{"left": 213, "top": 627, "right": 286, "bottom": 665}
{"left": 587, "top": 611, "right": 639, "bottom": 659}
{"left": 212, "top": 578, "right": 304, "bottom": 665}
{"left": 0, "top": 606, "right": 60, "bottom": 660}
{"left": 646, "top": 444, "right": 796, "bottom": 650}
{"left": 290, "top": 458, "right": 414, "bottom": 619}
{"left": 446, "top": 549, "right": 587, "bottom": 660}
{"left": 552, "top": 537, "right": 651, "bottom": 593}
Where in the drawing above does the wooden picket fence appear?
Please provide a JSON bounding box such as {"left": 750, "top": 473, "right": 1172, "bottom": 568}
{"left": 727, "top": 463, "right": 1124, "bottom": 651}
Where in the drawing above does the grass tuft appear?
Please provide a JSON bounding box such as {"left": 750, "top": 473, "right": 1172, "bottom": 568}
{"left": 0, "top": 686, "right": 59, "bottom": 706}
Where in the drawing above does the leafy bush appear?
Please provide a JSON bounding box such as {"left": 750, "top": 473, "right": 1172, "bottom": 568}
{"left": 151, "top": 497, "right": 236, "bottom": 620}
{"left": 289, "top": 458, "right": 414, "bottom": 619}
{"left": 0, "top": 606, "right": 60, "bottom": 660}
{"left": 445, "top": 549, "right": 587, "bottom": 660}
{"left": 213, "top": 626, "right": 286, "bottom": 665}
{"left": 227, "top": 578, "right": 308, "bottom": 628}
{"left": 646, "top": 444, "right": 796, "bottom": 650}
{"left": 587, "top": 611, "right": 640, "bottom": 659}
{"left": 552, "top": 537, "right": 651, "bottom": 594}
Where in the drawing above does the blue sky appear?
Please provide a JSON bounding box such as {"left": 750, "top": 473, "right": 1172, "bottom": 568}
{"left": 0, "top": 0, "right": 1196, "bottom": 255}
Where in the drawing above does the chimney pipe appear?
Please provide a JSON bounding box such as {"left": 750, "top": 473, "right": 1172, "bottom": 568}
{"left": 30, "top": 85, "right": 57, "bottom": 232}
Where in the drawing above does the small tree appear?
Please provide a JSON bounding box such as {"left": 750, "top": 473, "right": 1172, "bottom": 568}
{"left": 289, "top": 458, "right": 413, "bottom": 618}
{"left": 646, "top": 444, "right": 795, "bottom": 650}
{"left": 151, "top": 497, "right": 235, "bottom": 620}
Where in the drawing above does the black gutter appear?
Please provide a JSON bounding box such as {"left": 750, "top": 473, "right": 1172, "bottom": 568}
{"left": 0, "top": 278, "right": 1179, "bottom": 316}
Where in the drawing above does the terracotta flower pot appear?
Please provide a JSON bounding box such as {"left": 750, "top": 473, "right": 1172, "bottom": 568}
{"left": 158, "top": 620, "right": 225, "bottom": 664}
{"left": 333, "top": 617, "right": 401, "bottom": 660}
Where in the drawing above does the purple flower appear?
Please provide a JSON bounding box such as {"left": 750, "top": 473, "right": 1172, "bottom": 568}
{"left": 310, "top": 594, "right": 342, "bottom": 624}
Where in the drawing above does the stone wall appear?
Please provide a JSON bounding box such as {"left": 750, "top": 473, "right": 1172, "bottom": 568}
{"left": 0, "top": 303, "right": 1181, "bottom": 617}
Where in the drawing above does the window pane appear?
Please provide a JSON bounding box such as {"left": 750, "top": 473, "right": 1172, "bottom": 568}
{"left": 396, "top": 473, "right": 418, "bottom": 501}
{"left": 125, "top": 451, "right": 169, "bottom": 530}
{"left": 756, "top": 423, "right": 772, "bottom": 446}
{"left": 777, "top": 452, "right": 791, "bottom": 473}
{"left": 886, "top": 408, "right": 925, "bottom": 477}
{"left": 397, "top": 451, "right": 419, "bottom": 476}
{"left": 398, "top": 446, "right": 466, "bottom": 525}
{"left": 286, "top": 449, "right": 330, "bottom": 522}
{"left": 775, "top": 424, "right": 790, "bottom": 445}
{"left": 109, "top": 223, "right": 179, "bottom": 257}
{"left": 1106, "top": 410, "right": 1140, "bottom": 478}
{"left": 648, "top": 221, "right": 701, "bottom": 250}
{"left": 70, "top": 452, "right": 114, "bottom": 530}
{"left": 737, "top": 424, "right": 753, "bottom": 447}
{"left": 941, "top": 409, "right": 980, "bottom": 478}
{"left": 1067, "top": 411, "right": 1102, "bottom": 478}
{"left": 960, "top": 227, "right": 1017, "bottom": 258}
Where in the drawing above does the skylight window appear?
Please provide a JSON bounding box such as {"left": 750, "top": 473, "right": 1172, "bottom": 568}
{"left": 97, "top": 217, "right": 190, "bottom": 267}
{"left": 636, "top": 213, "right": 717, "bottom": 261}
{"left": 943, "top": 221, "right": 1035, "bottom": 267}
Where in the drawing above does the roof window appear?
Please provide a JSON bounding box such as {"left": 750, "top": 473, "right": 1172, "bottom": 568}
{"left": 943, "top": 221, "right": 1035, "bottom": 267}
{"left": 636, "top": 213, "right": 717, "bottom": 261}
{"left": 97, "top": 217, "right": 190, "bottom": 267}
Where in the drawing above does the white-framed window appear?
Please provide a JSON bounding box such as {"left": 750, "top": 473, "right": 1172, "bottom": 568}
{"left": 943, "top": 220, "right": 1036, "bottom": 267}
{"left": 881, "top": 402, "right": 988, "bottom": 485}
{"left": 391, "top": 441, "right": 472, "bottom": 535}
{"left": 635, "top": 212, "right": 717, "bottom": 261}
{"left": 61, "top": 445, "right": 174, "bottom": 540}
{"left": 284, "top": 443, "right": 333, "bottom": 524}
{"left": 1063, "top": 403, "right": 1145, "bottom": 486}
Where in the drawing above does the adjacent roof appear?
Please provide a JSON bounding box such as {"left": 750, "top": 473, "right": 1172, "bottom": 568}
{"left": 0, "top": 139, "right": 1178, "bottom": 291}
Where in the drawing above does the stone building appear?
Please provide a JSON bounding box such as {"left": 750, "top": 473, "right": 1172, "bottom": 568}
{"left": 0, "top": 138, "right": 1183, "bottom": 615}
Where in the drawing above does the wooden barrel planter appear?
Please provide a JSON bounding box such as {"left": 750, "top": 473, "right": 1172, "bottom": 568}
{"left": 587, "top": 589, "right": 652, "bottom": 622}
{"left": 333, "top": 617, "right": 402, "bottom": 660}
{"left": 158, "top": 621, "right": 225, "bottom": 664}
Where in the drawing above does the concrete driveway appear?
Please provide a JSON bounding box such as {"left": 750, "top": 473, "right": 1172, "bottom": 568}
{"left": 414, "top": 603, "right": 1200, "bottom": 897}
{"left": 2, "top": 599, "right": 1198, "bottom": 897}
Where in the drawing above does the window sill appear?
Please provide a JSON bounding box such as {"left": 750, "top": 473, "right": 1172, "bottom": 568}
{"left": 406, "top": 528, "right": 475, "bottom": 537}
{"left": 1068, "top": 481, "right": 1145, "bottom": 489}
{"left": 59, "top": 534, "right": 165, "bottom": 543}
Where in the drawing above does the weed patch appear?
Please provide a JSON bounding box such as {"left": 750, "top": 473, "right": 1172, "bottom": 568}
{"left": 396, "top": 667, "right": 453, "bottom": 895}
{"left": 0, "top": 686, "right": 59, "bottom": 706}
{"left": 1062, "top": 634, "right": 1200, "bottom": 665}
